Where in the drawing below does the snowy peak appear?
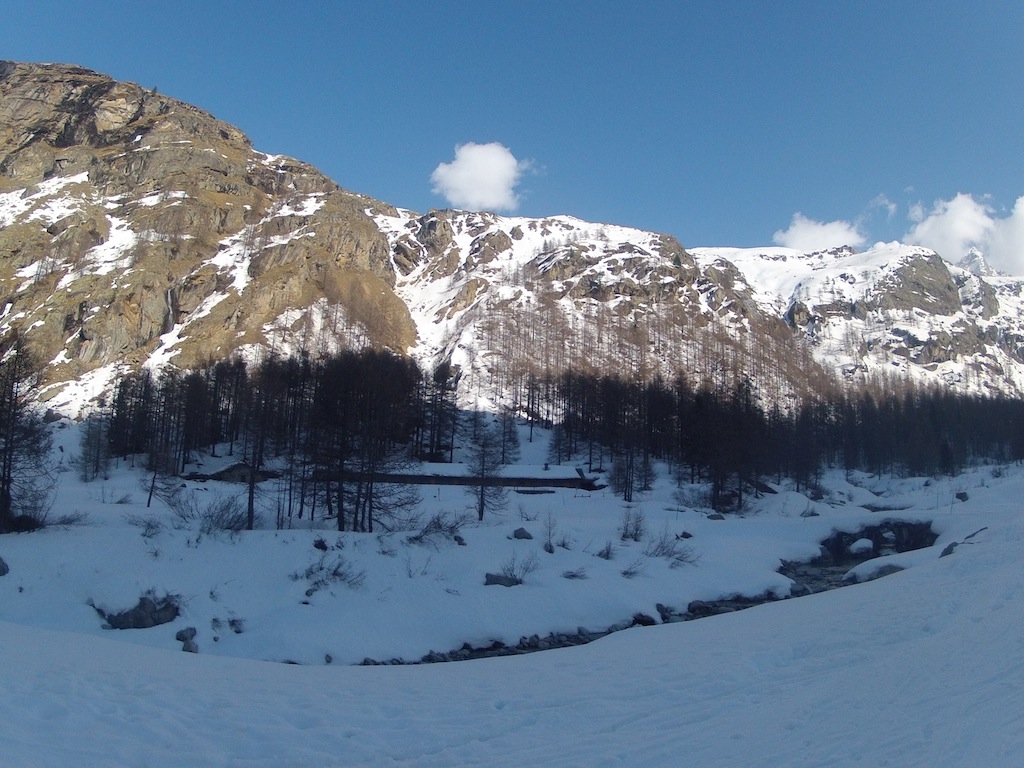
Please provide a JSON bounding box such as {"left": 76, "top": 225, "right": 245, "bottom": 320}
{"left": 957, "top": 247, "right": 1001, "bottom": 277}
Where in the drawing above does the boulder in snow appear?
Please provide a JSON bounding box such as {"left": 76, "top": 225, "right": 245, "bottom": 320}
{"left": 94, "top": 593, "right": 180, "bottom": 629}
{"left": 848, "top": 538, "right": 874, "bottom": 556}
{"left": 484, "top": 573, "right": 520, "bottom": 587}
{"left": 175, "top": 626, "right": 198, "bottom": 653}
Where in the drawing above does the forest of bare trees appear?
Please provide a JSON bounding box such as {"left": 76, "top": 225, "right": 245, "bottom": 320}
{"left": 94, "top": 345, "right": 1024, "bottom": 527}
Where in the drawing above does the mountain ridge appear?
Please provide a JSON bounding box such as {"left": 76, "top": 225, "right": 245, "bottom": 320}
{"left": 2, "top": 60, "right": 1024, "bottom": 414}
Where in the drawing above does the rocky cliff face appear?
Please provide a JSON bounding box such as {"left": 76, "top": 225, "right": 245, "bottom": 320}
{"left": 0, "top": 61, "right": 414, "bottom": 410}
{"left": 3, "top": 61, "right": 1024, "bottom": 414}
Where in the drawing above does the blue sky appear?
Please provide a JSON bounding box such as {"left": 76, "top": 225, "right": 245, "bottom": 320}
{"left": 6, "top": 1, "right": 1024, "bottom": 267}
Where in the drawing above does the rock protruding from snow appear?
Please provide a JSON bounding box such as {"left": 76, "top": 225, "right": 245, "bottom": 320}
{"left": 848, "top": 538, "right": 874, "bottom": 556}
{"left": 843, "top": 563, "right": 905, "bottom": 584}
{"left": 175, "top": 626, "right": 198, "bottom": 653}
{"left": 94, "top": 593, "right": 180, "bottom": 629}
{"left": 484, "top": 573, "right": 520, "bottom": 587}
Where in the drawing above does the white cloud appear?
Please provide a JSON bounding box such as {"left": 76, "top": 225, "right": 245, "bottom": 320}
{"left": 430, "top": 142, "right": 528, "bottom": 212}
{"left": 772, "top": 213, "right": 866, "bottom": 252}
{"left": 867, "top": 194, "right": 897, "bottom": 219}
{"left": 905, "top": 193, "right": 1024, "bottom": 274}
{"left": 989, "top": 197, "right": 1024, "bottom": 273}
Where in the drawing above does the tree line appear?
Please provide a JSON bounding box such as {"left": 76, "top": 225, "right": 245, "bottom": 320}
{"left": 79, "top": 349, "right": 1024, "bottom": 533}
{"left": 96, "top": 350, "right": 444, "bottom": 532}
{"left": 550, "top": 371, "right": 1024, "bottom": 506}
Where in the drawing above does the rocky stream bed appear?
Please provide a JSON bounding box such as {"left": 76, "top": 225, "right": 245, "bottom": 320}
{"left": 362, "top": 520, "right": 940, "bottom": 666}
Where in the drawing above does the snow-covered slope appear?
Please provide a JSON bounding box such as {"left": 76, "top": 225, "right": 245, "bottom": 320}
{"left": 1, "top": 434, "right": 1022, "bottom": 766}
{"left": 371, "top": 206, "right": 828, "bottom": 407}
{"left": 373, "top": 208, "right": 699, "bottom": 388}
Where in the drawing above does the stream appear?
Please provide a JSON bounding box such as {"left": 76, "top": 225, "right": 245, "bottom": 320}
{"left": 360, "top": 520, "right": 939, "bottom": 665}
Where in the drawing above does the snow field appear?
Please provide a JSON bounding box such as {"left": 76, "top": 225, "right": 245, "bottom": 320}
{"left": 0, "top": 422, "right": 1022, "bottom": 765}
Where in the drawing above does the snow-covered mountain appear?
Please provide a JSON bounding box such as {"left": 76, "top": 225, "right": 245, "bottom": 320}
{"left": 4, "top": 60, "right": 1024, "bottom": 415}
{"left": 373, "top": 205, "right": 1024, "bottom": 403}
{"left": 690, "top": 243, "right": 1024, "bottom": 394}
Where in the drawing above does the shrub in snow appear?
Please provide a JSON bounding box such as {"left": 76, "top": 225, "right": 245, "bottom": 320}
{"left": 48, "top": 511, "right": 90, "bottom": 528}
{"left": 595, "top": 541, "right": 615, "bottom": 560}
{"left": 495, "top": 550, "right": 538, "bottom": 585}
{"left": 124, "top": 512, "right": 163, "bottom": 539}
{"left": 170, "top": 492, "right": 247, "bottom": 534}
{"left": 620, "top": 558, "right": 646, "bottom": 579}
{"left": 543, "top": 512, "right": 558, "bottom": 554}
{"left": 403, "top": 553, "right": 434, "bottom": 579}
{"left": 291, "top": 554, "right": 366, "bottom": 594}
{"left": 619, "top": 507, "right": 645, "bottom": 542}
{"left": 407, "top": 512, "right": 469, "bottom": 546}
{"left": 517, "top": 504, "right": 538, "bottom": 522}
{"left": 643, "top": 525, "right": 699, "bottom": 568}
{"left": 376, "top": 534, "right": 397, "bottom": 557}
{"left": 561, "top": 567, "right": 587, "bottom": 580}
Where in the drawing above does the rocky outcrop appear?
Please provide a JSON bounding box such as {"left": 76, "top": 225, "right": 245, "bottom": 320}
{"left": 817, "top": 521, "right": 937, "bottom": 565}
{"left": 0, "top": 61, "right": 414, "bottom": 407}
{"left": 484, "top": 573, "right": 520, "bottom": 587}
{"left": 93, "top": 592, "right": 180, "bottom": 629}
{"left": 868, "top": 252, "right": 963, "bottom": 316}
